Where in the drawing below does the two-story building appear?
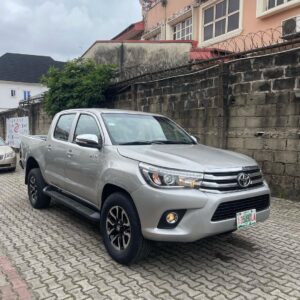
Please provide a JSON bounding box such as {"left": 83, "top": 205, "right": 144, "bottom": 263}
{"left": 83, "top": 0, "right": 300, "bottom": 75}
{"left": 141, "top": 0, "right": 300, "bottom": 48}
{"left": 0, "top": 53, "right": 64, "bottom": 112}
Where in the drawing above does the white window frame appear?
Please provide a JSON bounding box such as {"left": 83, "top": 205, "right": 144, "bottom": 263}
{"left": 257, "top": 0, "right": 300, "bottom": 19}
{"left": 23, "top": 90, "right": 31, "bottom": 100}
{"left": 173, "top": 17, "right": 193, "bottom": 40}
{"left": 200, "top": 0, "right": 243, "bottom": 46}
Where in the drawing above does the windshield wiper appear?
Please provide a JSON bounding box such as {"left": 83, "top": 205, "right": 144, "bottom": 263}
{"left": 150, "top": 140, "right": 193, "bottom": 145}
{"left": 118, "top": 141, "right": 153, "bottom": 145}
{"left": 119, "top": 140, "right": 193, "bottom": 145}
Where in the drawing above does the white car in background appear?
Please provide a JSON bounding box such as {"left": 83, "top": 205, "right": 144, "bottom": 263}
{"left": 0, "top": 137, "right": 16, "bottom": 171}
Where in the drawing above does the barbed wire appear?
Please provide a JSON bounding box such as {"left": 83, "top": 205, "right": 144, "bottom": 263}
{"left": 213, "top": 25, "right": 289, "bottom": 53}
{"left": 114, "top": 24, "right": 300, "bottom": 86}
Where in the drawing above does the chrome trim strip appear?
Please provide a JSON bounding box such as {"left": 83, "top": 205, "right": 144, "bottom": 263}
{"left": 199, "top": 182, "right": 264, "bottom": 194}
{"left": 202, "top": 181, "right": 239, "bottom": 188}
{"left": 204, "top": 174, "right": 238, "bottom": 181}
{"left": 249, "top": 172, "right": 262, "bottom": 178}
{"left": 204, "top": 166, "right": 259, "bottom": 173}
{"left": 251, "top": 178, "right": 263, "bottom": 185}
{"left": 202, "top": 170, "right": 262, "bottom": 188}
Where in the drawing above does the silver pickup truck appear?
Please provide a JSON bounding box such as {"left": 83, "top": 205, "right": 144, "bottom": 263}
{"left": 21, "top": 108, "right": 270, "bottom": 265}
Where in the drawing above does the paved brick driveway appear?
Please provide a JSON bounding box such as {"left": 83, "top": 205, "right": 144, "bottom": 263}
{"left": 0, "top": 166, "right": 300, "bottom": 300}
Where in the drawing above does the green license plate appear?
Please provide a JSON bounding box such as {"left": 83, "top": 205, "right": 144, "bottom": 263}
{"left": 236, "top": 209, "right": 256, "bottom": 229}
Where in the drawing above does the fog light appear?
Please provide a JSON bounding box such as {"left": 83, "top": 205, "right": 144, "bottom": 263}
{"left": 158, "top": 209, "right": 186, "bottom": 229}
{"left": 166, "top": 212, "right": 178, "bottom": 224}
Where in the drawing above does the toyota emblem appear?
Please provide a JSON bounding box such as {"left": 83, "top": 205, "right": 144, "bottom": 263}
{"left": 237, "top": 173, "right": 251, "bottom": 188}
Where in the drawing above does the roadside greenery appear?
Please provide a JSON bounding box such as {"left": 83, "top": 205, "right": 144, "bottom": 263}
{"left": 41, "top": 59, "right": 115, "bottom": 117}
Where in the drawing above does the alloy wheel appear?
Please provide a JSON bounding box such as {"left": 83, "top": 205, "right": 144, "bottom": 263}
{"left": 106, "top": 206, "right": 131, "bottom": 251}
{"left": 29, "top": 176, "right": 38, "bottom": 204}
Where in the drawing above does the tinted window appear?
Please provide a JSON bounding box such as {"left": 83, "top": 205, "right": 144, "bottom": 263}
{"left": 228, "top": 13, "right": 239, "bottom": 32}
{"left": 54, "top": 114, "right": 76, "bottom": 141}
{"left": 228, "top": 0, "right": 239, "bottom": 13}
{"left": 216, "top": 1, "right": 226, "bottom": 19}
{"left": 74, "top": 114, "right": 100, "bottom": 140}
{"left": 215, "top": 19, "right": 226, "bottom": 36}
{"left": 204, "top": 24, "right": 213, "bottom": 40}
{"left": 204, "top": 6, "right": 214, "bottom": 24}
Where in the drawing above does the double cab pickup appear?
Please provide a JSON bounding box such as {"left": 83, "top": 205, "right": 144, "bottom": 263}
{"left": 21, "top": 109, "right": 271, "bottom": 264}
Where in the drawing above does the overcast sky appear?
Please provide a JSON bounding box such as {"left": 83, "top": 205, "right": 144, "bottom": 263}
{"left": 0, "top": 0, "right": 142, "bottom": 62}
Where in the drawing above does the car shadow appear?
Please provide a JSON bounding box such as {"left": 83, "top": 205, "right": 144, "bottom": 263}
{"left": 0, "top": 170, "right": 16, "bottom": 175}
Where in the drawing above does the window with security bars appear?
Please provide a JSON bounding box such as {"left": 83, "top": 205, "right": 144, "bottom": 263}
{"left": 173, "top": 17, "right": 193, "bottom": 40}
{"left": 203, "top": 0, "right": 240, "bottom": 41}
{"left": 267, "top": 0, "right": 292, "bottom": 10}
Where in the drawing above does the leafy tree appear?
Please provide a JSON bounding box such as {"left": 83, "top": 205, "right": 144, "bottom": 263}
{"left": 41, "top": 59, "right": 115, "bottom": 117}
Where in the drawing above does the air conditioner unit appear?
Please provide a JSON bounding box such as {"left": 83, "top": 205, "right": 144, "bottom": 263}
{"left": 282, "top": 16, "right": 300, "bottom": 40}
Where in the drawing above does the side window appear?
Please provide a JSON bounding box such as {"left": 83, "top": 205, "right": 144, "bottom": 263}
{"left": 54, "top": 114, "right": 76, "bottom": 141}
{"left": 73, "top": 114, "right": 100, "bottom": 141}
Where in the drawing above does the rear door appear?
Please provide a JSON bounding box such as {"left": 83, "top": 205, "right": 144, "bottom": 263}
{"left": 44, "top": 113, "right": 77, "bottom": 189}
{"left": 64, "top": 113, "right": 104, "bottom": 206}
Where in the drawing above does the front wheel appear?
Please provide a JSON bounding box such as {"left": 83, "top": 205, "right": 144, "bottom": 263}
{"left": 27, "top": 168, "right": 51, "bottom": 209}
{"left": 100, "top": 192, "right": 151, "bottom": 265}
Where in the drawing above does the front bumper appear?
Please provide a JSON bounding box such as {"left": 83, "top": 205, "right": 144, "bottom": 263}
{"left": 0, "top": 156, "right": 17, "bottom": 170}
{"left": 131, "top": 182, "right": 271, "bottom": 242}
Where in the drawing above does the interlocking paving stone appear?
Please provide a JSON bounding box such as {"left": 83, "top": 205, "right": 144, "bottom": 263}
{"left": 0, "top": 167, "right": 300, "bottom": 299}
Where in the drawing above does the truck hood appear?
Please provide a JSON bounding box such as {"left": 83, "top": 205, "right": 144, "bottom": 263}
{"left": 117, "top": 144, "right": 257, "bottom": 172}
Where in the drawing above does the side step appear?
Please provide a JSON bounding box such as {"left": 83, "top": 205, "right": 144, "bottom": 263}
{"left": 43, "top": 187, "right": 100, "bottom": 222}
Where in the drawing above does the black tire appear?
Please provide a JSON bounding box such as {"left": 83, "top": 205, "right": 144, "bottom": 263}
{"left": 27, "top": 168, "right": 51, "bottom": 209}
{"left": 100, "top": 192, "right": 151, "bottom": 265}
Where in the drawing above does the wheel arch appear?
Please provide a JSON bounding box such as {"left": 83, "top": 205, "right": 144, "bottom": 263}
{"left": 100, "top": 183, "right": 144, "bottom": 233}
{"left": 101, "top": 184, "right": 136, "bottom": 212}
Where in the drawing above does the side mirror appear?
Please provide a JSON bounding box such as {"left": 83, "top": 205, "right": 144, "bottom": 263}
{"left": 75, "top": 134, "right": 102, "bottom": 149}
{"left": 191, "top": 135, "right": 199, "bottom": 144}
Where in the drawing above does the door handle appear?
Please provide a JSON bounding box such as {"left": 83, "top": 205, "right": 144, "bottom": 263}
{"left": 66, "top": 150, "right": 73, "bottom": 158}
{"left": 47, "top": 145, "right": 52, "bottom": 151}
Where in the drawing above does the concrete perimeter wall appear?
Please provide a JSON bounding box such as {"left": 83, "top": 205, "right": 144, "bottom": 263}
{"left": 108, "top": 48, "right": 300, "bottom": 200}
{"left": 0, "top": 48, "right": 299, "bottom": 200}
{"left": 0, "top": 102, "right": 52, "bottom": 139}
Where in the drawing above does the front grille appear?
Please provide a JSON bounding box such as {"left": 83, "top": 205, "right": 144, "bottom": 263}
{"left": 211, "top": 194, "right": 270, "bottom": 221}
{"left": 201, "top": 166, "right": 264, "bottom": 193}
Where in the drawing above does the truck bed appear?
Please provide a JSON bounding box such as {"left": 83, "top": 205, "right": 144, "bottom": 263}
{"left": 20, "top": 135, "right": 47, "bottom": 168}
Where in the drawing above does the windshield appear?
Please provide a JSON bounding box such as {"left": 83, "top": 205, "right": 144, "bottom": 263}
{"left": 0, "top": 137, "right": 5, "bottom": 146}
{"left": 102, "top": 113, "right": 194, "bottom": 145}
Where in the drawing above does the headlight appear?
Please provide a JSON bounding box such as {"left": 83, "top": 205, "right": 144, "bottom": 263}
{"left": 139, "top": 162, "right": 203, "bottom": 189}
{"left": 5, "top": 151, "right": 15, "bottom": 158}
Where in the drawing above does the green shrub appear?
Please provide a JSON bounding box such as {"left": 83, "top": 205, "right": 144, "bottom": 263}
{"left": 42, "top": 59, "right": 115, "bottom": 117}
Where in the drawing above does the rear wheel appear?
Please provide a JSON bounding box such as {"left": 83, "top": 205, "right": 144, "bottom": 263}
{"left": 100, "top": 192, "right": 151, "bottom": 265}
{"left": 27, "top": 168, "right": 51, "bottom": 209}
